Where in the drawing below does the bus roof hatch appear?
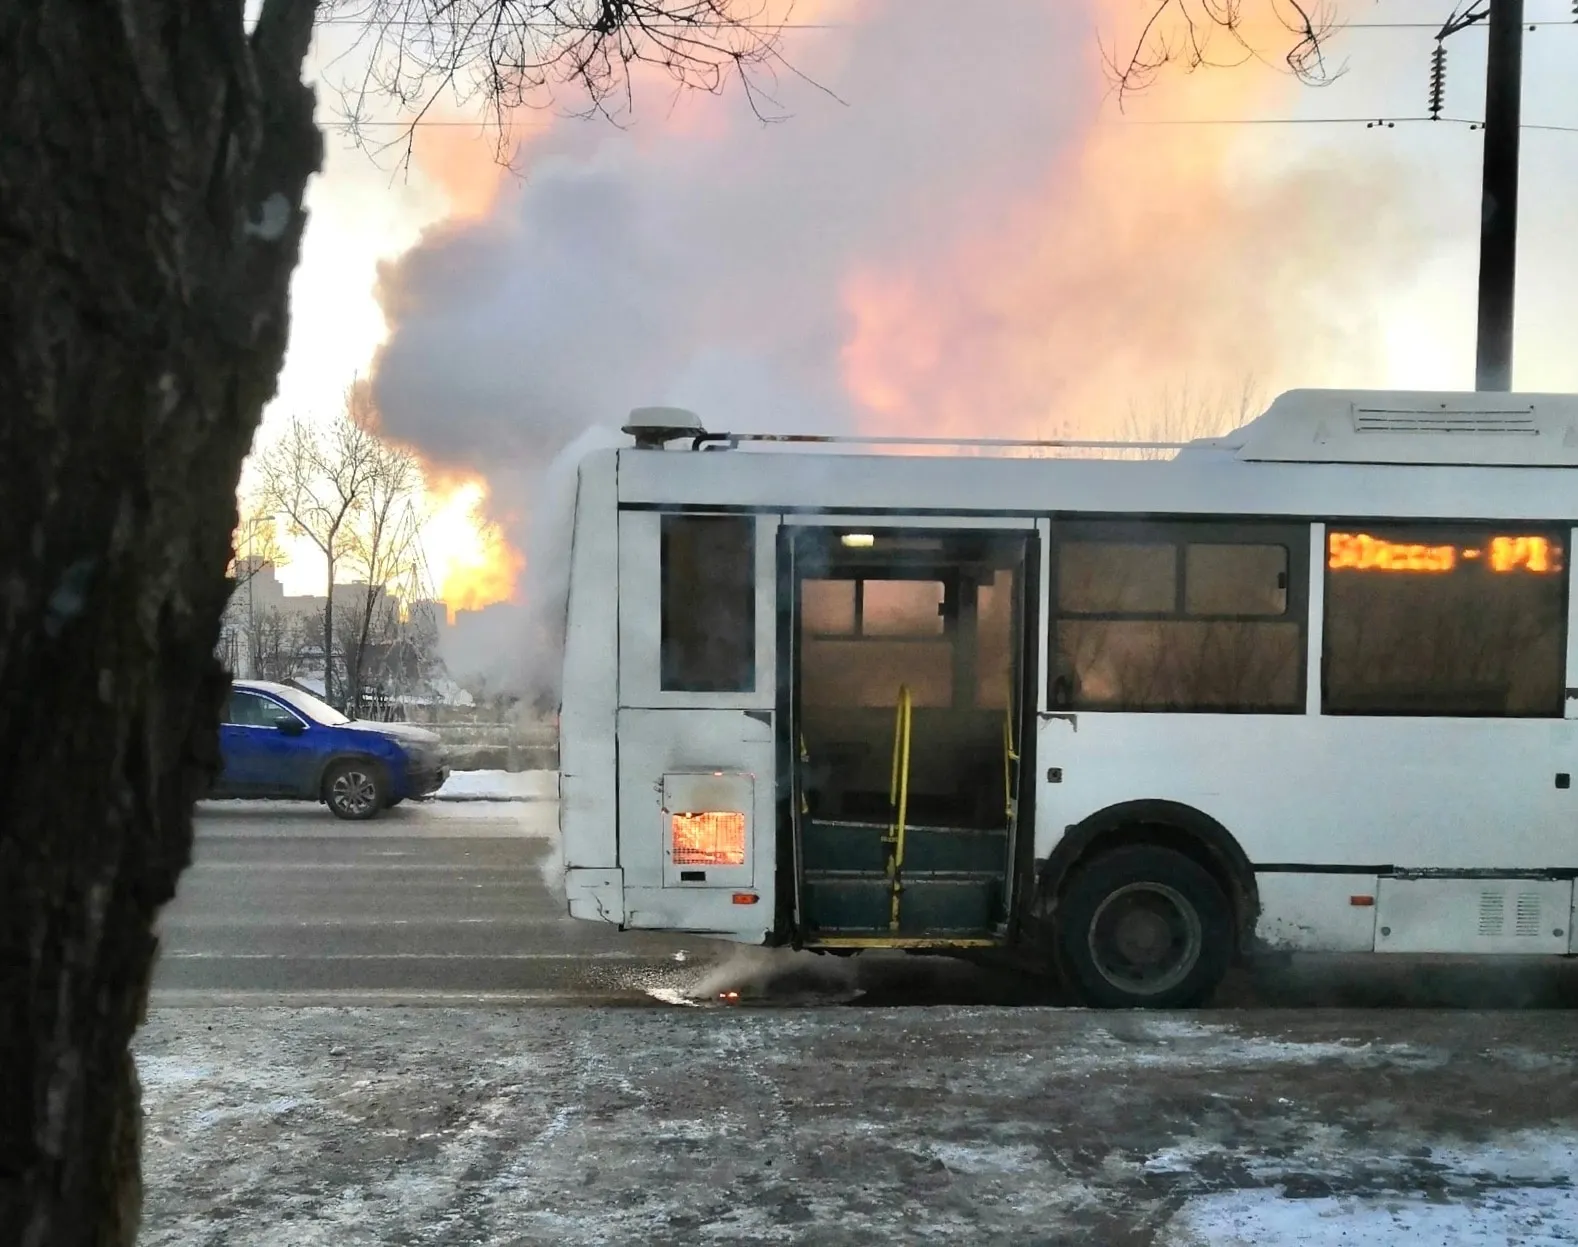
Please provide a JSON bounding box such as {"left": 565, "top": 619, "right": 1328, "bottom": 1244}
{"left": 1217, "top": 389, "right": 1578, "bottom": 467}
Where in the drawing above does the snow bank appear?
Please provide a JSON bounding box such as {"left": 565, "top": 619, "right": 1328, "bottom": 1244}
{"left": 433, "top": 769, "right": 557, "bottom": 802}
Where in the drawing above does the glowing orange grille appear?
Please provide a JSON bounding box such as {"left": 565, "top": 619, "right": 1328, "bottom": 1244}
{"left": 670, "top": 812, "right": 747, "bottom": 866}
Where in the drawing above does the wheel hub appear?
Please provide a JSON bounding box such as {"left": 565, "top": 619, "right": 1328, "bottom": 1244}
{"left": 1088, "top": 881, "right": 1203, "bottom": 996}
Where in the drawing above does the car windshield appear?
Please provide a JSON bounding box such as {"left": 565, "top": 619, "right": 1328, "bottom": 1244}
{"left": 268, "top": 685, "right": 352, "bottom": 726}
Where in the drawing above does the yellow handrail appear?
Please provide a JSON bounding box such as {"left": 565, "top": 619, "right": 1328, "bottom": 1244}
{"left": 1002, "top": 711, "right": 1018, "bottom": 821}
{"left": 886, "top": 684, "right": 913, "bottom": 931}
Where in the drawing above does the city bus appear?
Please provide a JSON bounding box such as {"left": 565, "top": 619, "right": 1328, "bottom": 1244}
{"left": 555, "top": 388, "right": 1578, "bottom": 1007}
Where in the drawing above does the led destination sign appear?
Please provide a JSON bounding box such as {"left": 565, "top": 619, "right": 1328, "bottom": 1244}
{"left": 1328, "top": 532, "right": 1561, "bottom": 575}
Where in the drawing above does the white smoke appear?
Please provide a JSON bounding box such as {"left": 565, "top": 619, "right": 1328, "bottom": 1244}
{"left": 367, "top": 0, "right": 1433, "bottom": 699}
{"left": 368, "top": 0, "right": 1099, "bottom": 522}
{"left": 520, "top": 424, "right": 626, "bottom": 708}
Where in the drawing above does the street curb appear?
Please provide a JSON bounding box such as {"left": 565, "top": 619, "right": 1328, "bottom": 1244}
{"left": 428, "top": 795, "right": 547, "bottom": 804}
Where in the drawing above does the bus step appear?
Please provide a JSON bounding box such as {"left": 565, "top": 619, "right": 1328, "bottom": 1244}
{"left": 802, "top": 820, "right": 1009, "bottom": 874}
{"left": 803, "top": 872, "right": 1002, "bottom": 935}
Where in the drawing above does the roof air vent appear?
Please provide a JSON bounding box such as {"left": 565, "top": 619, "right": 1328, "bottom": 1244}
{"left": 623, "top": 406, "right": 704, "bottom": 450}
{"left": 1353, "top": 405, "right": 1537, "bottom": 436}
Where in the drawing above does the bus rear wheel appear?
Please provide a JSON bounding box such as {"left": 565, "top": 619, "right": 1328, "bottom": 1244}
{"left": 1056, "top": 845, "right": 1233, "bottom": 1009}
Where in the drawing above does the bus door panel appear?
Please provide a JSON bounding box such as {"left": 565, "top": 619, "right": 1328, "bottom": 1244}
{"left": 615, "top": 510, "right": 781, "bottom": 943}
{"left": 785, "top": 518, "right": 1037, "bottom": 943}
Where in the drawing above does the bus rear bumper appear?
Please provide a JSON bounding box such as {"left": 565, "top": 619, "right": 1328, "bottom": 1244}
{"left": 566, "top": 868, "right": 625, "bottom": 925}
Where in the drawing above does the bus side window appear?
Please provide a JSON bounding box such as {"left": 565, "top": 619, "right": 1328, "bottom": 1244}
{"left": 660, "top": 514, "right": 756, "bottom": 693}
{"left": 1323, "top": 524, "right": 1567, "bottom": 717}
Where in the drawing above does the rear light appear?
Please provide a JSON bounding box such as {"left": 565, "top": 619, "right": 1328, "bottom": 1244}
{"left": 732, "top": 893, "right": 759, "bottom": 905}
{"left": 670, "top": 811, "right": 747, "bottom": 866}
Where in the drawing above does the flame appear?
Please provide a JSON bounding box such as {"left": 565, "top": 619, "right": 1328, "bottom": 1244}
{"left": 425, "top": 478, "right": 524, "bottom": 617}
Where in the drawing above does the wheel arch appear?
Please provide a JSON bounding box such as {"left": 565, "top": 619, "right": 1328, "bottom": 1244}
{"left": 1036, "top": 799, "right": 1260, "bottom": 955}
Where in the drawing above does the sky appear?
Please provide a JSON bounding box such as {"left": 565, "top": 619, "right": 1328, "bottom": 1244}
{"left": 253, "top": 0, "right": 1578, "bottom": 603}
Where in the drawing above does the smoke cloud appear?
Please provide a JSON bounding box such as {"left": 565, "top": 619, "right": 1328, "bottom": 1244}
{"left": 369, "top": 0, "right": 1438, "bottom": 694}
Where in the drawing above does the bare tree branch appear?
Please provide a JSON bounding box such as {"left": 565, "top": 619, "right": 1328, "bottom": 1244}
{"left": 316, "top": 0, "right": 815, "bottom": 170}
{"left": 1105, "top": 0, "right": 1344, "bottom": 108}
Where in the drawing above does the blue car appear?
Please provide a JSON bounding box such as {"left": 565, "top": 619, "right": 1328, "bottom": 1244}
{"left": 213, "top": 680, "right": 449, "bottom": 819}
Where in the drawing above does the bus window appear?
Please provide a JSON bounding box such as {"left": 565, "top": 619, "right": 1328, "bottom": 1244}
{"left": 660, "top": 514, "right": 755, "bottom": 693}
{"left": 862, "top": 580, "right": 945, "bottom": 636}
{"left": 1052, "top": 522, "right": 1305, "bottom": 713}
{"left": 977, "top": 571, "right": 1015, "bottom": 710}
{"left": 799, "top": 577, "right": 952, "bottom": 708}
{"left": 1323, "top": 524, "right": 1566, "bottom": 717}
{"left": 1184, "top": 544, "right": 1288, "bottom": 616}
{"left": 1059, "top": 542, "right": 1175, "bottom": 613}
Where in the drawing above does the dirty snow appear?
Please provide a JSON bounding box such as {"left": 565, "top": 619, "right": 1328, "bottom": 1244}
{"left": 136, "top": 1007, "right": 1578, "bottom": 1246}
{"left": 1166, "top": 1184, "right": 1578, "bottom": 1246}
{"left": 435, "top": 769, "right": 557, "bottom": 801}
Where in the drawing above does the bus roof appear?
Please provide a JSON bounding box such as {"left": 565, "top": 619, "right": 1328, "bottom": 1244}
{"left": 613, "top": 388, "right": 1578, "bottom": 523}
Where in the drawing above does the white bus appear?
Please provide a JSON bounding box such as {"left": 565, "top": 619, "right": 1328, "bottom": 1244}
{"left": 556, "top": 389, "right": 1578, "bottom": 1007}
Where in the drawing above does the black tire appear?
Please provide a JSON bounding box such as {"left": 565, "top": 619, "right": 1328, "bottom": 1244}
{"left": 1055, "top": 844, "right": 1233, "bottom": 1009}
{"left": 323, "top": 760, "right": 387, "bottom": 821}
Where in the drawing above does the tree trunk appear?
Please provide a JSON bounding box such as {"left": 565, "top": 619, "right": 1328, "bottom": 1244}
{"left": 323, "top": 569, "right": 336, "bottom": 708}
{"left": 0, "top": 3, "right": 320, "bottom": 1243}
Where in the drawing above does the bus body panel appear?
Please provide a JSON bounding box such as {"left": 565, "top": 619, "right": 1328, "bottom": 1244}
{"left": 617, "top": 445, "right": 1578, "bottom": 526}
{"left": 560, "top": 449, "right": 620, "bottom": 876}
{"left": 615, "top": 708, "right": 776, "bottom": 941}
{"left": 1037, "top": 713, "right": 1577, "bottom": 870}
{"left": 556, "top": 405, "right": 1578, "bottom": 967}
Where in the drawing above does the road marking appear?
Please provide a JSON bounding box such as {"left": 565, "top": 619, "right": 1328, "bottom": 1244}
{"left": 181, "top": 862, "right": 543, "bottom": 870}
{"left": 159, "top": 917, "right": 557, "bottom": 928}
{"left": 148, "top": 989, "right": 669, "bottom": 1007}
{"left": 155, "top": 959, "right": 659, "bottom": 966}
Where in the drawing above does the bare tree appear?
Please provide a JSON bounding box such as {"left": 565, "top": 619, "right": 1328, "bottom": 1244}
{"left": 257, "top": 397, "right": 427, "bottom": 715}
{"left": 256, "top": 409, "right": 378, "bottom": 707}
{"left": 229, "top": 505, "right": 288, "bottom": 590}
{"left": 250, "top": 608, "right": 317, "bottom": 683}
{"left": 340, "top": 428, "right": 428, "bottom": 718}
{"left": 1107, "top": 1, "right": 1341, "bottom": 103}
{"left": 1, "top": 4, "right": 782, "bottom": 1242}
{"left": 1121, "top": 376, "right": 1264, "bottom": 459}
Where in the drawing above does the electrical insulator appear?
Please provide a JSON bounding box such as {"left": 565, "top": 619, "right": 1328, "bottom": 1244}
{"left": 1428, "top": 42, "right": 1447, "bottom": 119}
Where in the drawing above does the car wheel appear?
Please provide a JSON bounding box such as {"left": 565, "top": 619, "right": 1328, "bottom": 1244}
{"left": 1055, "top": 845, "right": 1233, "bottom": 1009}
{"left": 324, "top": 761, "right": 386, "bottom": 821}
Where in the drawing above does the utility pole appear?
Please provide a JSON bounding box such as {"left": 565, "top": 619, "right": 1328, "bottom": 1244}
{"left": 1473, "top": 0, "right": 1524, "bottom": 392}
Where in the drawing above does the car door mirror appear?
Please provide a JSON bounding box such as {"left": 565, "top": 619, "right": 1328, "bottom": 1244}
{"left": 275, "top": 718, "right": 305, "bottom": 736}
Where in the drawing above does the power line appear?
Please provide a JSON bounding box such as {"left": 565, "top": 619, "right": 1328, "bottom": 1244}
{"left": 323, "top": 113, "right": 1578, "bottom": 130}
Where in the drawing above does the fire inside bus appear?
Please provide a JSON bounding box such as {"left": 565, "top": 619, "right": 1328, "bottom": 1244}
{"left": 555, "top": 389, "right": 1578, "bottom": 1007}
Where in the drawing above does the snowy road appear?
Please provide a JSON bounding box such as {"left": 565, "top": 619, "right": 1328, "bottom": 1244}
{"left": 139, "top": 803, "right": 1578, "bottom": 1243}
{"left": 160, "top": 801, "right": 1578, "bottom": 1010}
{"left": 137, "top": 1006, "right": 1578, "bottom": 1246}
{"left": 154, "top": 801, "right": 702, "bottom": 1006}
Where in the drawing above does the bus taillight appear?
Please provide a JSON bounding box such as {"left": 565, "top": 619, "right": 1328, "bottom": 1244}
{"left": 670, "top": 811, "right": 747, "bottom": 866}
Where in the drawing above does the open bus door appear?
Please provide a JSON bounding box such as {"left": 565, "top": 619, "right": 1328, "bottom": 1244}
{"left": 786, "top": 520, "right": 1038, "bottom": 949}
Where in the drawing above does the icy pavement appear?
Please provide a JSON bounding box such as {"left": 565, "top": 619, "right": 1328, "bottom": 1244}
{"left": 136, "top": 1007, "right": 1578, "bottom": 1245}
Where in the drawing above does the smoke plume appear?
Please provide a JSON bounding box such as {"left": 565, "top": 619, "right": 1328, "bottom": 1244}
{"left": 369, "top": 0, "right": 1437, "bottom": 694}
